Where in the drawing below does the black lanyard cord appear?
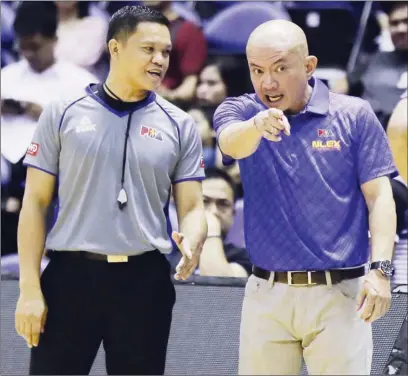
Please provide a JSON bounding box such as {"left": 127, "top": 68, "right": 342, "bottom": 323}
{"left": 104, "top": 82, "right": 132, "bottom": 211}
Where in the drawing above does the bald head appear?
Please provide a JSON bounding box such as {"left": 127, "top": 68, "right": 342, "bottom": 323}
{"left": 247, "top": 20, "right": 309, "bottom": 58}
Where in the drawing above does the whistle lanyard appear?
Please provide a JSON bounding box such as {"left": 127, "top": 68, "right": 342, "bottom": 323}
{"left": 103, "top": 83, "right": 133, "bottom": 210}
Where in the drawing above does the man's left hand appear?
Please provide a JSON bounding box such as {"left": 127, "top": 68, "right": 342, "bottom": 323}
{"left": 172, "top": 231, "right": 199, "bottom": 281}
{"left": 357, "top": 269, "right": 392, "bottom": 323}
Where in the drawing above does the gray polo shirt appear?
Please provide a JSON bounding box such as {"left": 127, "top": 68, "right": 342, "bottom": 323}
{"left": 23, "top": 85, "right": 205, "bottom": 255}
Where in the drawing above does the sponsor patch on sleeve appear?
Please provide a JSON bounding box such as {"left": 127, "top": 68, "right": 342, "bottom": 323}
{"left": 27, "top": 142, "right": 39, "bottom": 156}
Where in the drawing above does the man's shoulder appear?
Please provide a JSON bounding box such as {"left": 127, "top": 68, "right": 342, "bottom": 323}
{"left": 217, "top": 93, "right": 258, "bottom": 112}
{"left": 154, "top": 95, "right": 193, "bottom": 126}
{"left": 328, "top": 91, "right": 370, "bottom": 117}
{"left": 44, "top": 91, "right": 90, "bottom": 119}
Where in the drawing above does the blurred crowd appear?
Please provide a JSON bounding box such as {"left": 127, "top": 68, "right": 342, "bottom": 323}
{"left": 1, "top": 1, "right": 407, "bottom": 284}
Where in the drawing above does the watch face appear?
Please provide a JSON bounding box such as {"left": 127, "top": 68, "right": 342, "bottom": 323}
{"left": 380, "top": 260, "right": 395, "bottom": 276}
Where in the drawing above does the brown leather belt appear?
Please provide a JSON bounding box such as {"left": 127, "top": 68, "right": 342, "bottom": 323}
{"left": 252, "top": 265, "right": 366, "bottom": 286}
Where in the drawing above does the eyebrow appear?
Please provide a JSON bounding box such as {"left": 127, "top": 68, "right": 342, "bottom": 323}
{"left": 249, "top": 58, "right": 286, "bottom": 68}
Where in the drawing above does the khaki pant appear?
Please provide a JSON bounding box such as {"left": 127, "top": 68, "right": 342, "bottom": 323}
{"left": 239, "top": 274, "right": 373, "bottom": 375}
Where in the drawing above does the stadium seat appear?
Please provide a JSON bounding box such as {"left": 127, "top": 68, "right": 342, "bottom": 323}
{"left": 204, "top": 2, "right": 291, "bottom": 54}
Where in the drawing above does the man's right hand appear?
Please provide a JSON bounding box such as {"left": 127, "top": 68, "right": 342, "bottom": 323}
{"left": 253, "top": 108, "right": 291, "bottom": 142}
{"left": 15, "top": 286, "right": 48, "bottom": 348}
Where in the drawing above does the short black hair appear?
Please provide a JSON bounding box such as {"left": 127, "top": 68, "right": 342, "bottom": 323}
{"left": 13, "top": 1, "right": 57, "bottom": 38}
{"left": 204, "top": 167, "right": 237, "bottom": 202}
{"left": 381, "top": 1, "right": 408, "bottom": 16}
{"left": 107, "top": 5, "right": 170, "bottom": 45}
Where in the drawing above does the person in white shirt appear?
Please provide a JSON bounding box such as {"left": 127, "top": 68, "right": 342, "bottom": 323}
{"left": 1, "top": 1, "right": 98, "bottom": 166}
{"left": 1, "top": 2, "right": 97, "bottom": 255}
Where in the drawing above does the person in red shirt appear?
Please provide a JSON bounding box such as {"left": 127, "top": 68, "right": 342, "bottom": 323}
{"left": 143, "top": 1, "right": 207, "bottom": 105}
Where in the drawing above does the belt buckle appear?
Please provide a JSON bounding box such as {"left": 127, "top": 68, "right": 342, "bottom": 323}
{"left": 107, "top": 255, "right": 128, "bottom": 263}
{"left": 287, "top": 271, "right": 316, "bottom": 286}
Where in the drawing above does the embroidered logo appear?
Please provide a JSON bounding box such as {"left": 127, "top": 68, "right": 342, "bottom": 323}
{"left": 200, "top": 156, "right": 205, "bottom": 168}
{"left": 140, "top": 126, "right": 163, "bottom": 141}
{"left": 76, "top": 116, "right": 96, "bottom": 133}
{"left": 27, "top": 142, "right": 39, "bottom": 156}
{"left": 318, "top": 129, "right": 334, "bottom": 137}
{"left": 312, "top": 140, "right": 341, "bottom": 151}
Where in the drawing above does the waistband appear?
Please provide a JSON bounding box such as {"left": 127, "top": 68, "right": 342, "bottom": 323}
{"left": 252, "top": 265, "right": 366, "bottom": 286}
{"left": 47, "top": 250, "right": 158, "bottom": 263}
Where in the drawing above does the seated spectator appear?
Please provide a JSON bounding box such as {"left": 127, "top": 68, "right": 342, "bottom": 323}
{"left": 142, "top": 1, "right": 207, "bottom": 105}
{"left": 187, "top": 106, "right": 217, "bottom": 168}
{"left": 196, "top": 55, "right": 251, "bottom": 108}
{"left": 332, "top": 2, "right": 408, "bottom": 129}
{"left": 166, "top": 168, "right": 251, "bottom": 277}
{"left": 1, "top": 1, "right": 97, "bottom": 255}
{"left": 388, "top": 91, "right": 408, "bottom": 286}
{"left": 54, "top": 1, "right": 108, "bottom": 76}
{"left": 199, "top": 168, "right": 251, "bottom": 277}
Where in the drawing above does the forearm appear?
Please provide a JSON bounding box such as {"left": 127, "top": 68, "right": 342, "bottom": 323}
{"left": 199, "top": 237, "right": 246, "bottom": 277}
{"left": 168, "top": 75, "right": 197, "bottom": 102}
{"left": 17, "top": 196, "right": 48, "bottom": 290}
{"left": 178, "top": 204, "right": 208, "bottom": 255}
{"left": 368, "top": 194, "right": 396, "bottom": 262}
{"left": 219, "top": 117, "right": 262, "bottom": 160}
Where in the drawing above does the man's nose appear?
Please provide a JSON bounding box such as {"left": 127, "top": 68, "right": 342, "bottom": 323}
{"left": 207, "top": 202, "right": 218, "bottom": 215}
{"left": 262, "top": 75, "right": 279, "bottom": 90}
{"left": 151, "top": 51, "right": 165, "bottom": 66}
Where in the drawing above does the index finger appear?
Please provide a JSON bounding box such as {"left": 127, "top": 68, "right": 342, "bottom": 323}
{"left": 281, "top": 116, "right": 291, "bottom": 136}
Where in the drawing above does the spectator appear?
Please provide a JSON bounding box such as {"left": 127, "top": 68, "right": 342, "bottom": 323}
{"left": 167, "top": 167, "right": 251, "bottom": 277}
{"left": 187, "top": 106, "right": 217, "bottom": 168}
{"left": 196, "top": 55, "right": 251, "bottom": 108}
{"left": 143, "top": 1, "right": 207, "bottom": 105}
{"left": 1, "top": 1, "right": 97, "bottom": 254}
{"left": 388, "top": 91, "right": 408, "bottom": 286}
{"left": 332, "top": 2, "right": 408, "bottom": 129}
{"left": 199, "top": 168, "right": 251, "bottom": 277}
{"left": 54, "top": 1, "right": 108, "bottom": 75}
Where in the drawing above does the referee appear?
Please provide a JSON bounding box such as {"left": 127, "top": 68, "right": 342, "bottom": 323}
{"left": 15, "top": 5, "right": 208, "bottom": 375}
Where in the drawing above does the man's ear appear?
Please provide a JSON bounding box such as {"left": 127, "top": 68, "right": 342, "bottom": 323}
{"left": 107, "top": 39, "right": 120, "bottom": 58}
{"left": 305, "top": 55, "right": 318, "bottom": 79}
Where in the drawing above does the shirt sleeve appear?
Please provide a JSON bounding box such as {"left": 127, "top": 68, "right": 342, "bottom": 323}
{"left": 356, "top": 100, "right": 398, "bottom": 185}
{"left": 172, "top": 115, "right": 205, "bottom": 183}
{"left": 23, "top": 101, "right": 61, "bottom": 176}
{"left": 213, "top": 97, "right": 248, "bottom": 166}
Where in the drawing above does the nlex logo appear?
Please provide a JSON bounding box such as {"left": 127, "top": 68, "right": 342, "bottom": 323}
{"left": 140, "top": 126, "right": 163, "bottom": 141}
{"left": 27, "top": 142, "right": 39, "bottom": 156}
{"left": 312, "top": 140, "right": 341, "bottom": 151}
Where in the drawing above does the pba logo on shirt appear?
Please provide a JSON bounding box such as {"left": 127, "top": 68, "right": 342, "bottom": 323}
{"left": 27, "top": 142, "right": 40, "bottom": 156}
{"left": 200, "top": 155, "right": 205, "bottom": 168}
{"left": 140, "top": 126, "right": 163, "bottom": 141}
{"left": 317, "top": 129, "right": 334, "bottom": 137}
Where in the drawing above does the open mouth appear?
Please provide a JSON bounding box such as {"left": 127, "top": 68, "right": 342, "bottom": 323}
{"left": 266, "top": 94, "right": 283, "bottom": 103}
{"left": 147, "top": 71, "right": 161, "bottom": 79}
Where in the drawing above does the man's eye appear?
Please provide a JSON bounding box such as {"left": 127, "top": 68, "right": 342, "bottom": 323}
{"left": 143, "top": 47, "right": 154, "bottom": 53}
{"left": 163, "top": 50, "right": 171, "bottom": 57}
{"left": 277, "top": 65, "right": 285, "bottom": 73}
{"left": 253, "top": 68, "right": 263, "bottom": 75}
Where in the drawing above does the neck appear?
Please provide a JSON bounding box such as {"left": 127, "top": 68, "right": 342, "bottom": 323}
{"left": 288, "top": 84, "right": 313, "bottom": 115}
{"left": 105, "top": 71, "right": 149, "bottom": 102}
{"left": 33, "top": 58, "right": 56, "bottom": 74}
{"left": 58, "top": 7, "right": 79, "bottom": 22}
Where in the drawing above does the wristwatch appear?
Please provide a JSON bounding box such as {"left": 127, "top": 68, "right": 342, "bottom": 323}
{"left": 370, "top": 260, "right": 395, "bottom": 277}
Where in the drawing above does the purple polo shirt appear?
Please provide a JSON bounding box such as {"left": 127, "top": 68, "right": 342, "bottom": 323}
{"left": 213, "top": 78, "right": 397, "bottom": 271}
